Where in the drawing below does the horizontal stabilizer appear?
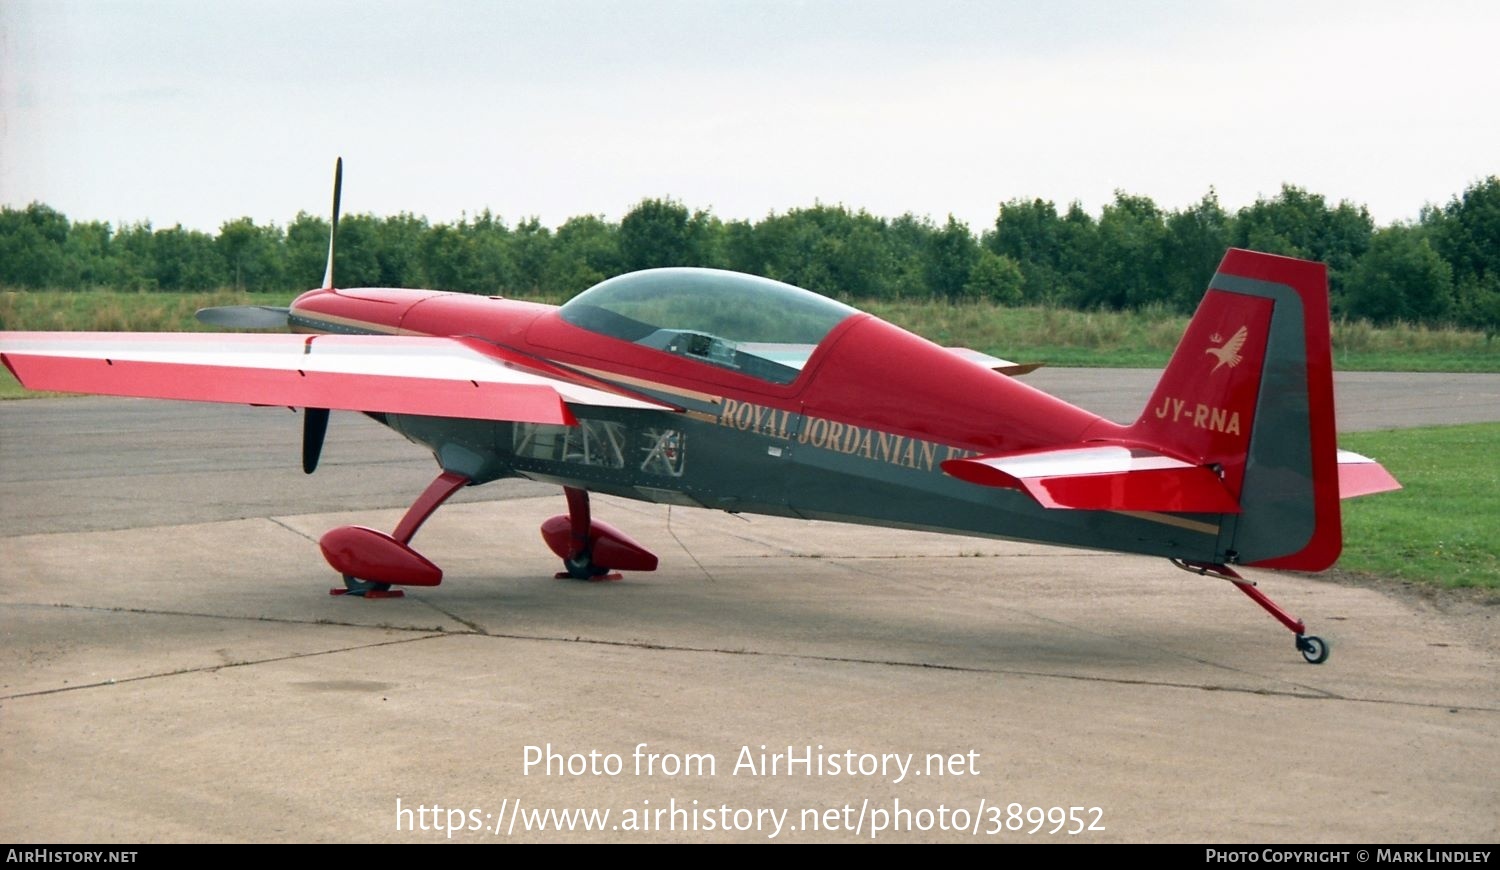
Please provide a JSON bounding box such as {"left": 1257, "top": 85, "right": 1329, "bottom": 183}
{"left": 944, "top": 347, "right": 1043, "bottom": 376}
{"left": 942, "top": 444, "right": 1240, "bottom": 513}
{"left": 195, "top": 305, "right": 291, "bottom": 329}
{"left": 731, "top": 343, "right": 1042, "bottom": 377}
{"left": 1337, "top": 450, "right": 1402, "bottom": 499}
{"left": 0, "top": 332, "right": 674, "bottom": 423}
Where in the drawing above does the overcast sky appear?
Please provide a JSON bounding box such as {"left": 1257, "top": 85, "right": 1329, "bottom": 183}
{"left": 3, "top": 0, "right": 1496, "bottom": 235}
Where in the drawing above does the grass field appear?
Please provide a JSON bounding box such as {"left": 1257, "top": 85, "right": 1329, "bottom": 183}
{"left": 1337, "top": 423, "right": 1499, "bottom": 590}
{"left": 0, "top": 288, "right": 294, "bottom": 333}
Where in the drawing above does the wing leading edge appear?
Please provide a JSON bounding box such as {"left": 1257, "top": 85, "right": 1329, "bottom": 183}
{"left": 0, "top": 332, "right": 674, "bottom": 425}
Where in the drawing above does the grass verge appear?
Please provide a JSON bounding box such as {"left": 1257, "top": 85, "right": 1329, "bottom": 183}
{"left": 1338, "top": 423, "right": 1499, "bottom": 590}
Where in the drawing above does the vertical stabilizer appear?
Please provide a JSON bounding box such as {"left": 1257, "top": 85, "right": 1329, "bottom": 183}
{"left": 1126, "top": 249, "right": 1341, "bottom": 570}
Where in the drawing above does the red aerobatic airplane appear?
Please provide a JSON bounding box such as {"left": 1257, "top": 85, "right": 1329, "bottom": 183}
{"left": 0, "top": 161, "right": 1400, "bottom": 663}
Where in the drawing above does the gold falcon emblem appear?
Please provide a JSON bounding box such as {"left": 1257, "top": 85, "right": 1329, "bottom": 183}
{"left": 1206, "top": 326, "right": 1248, "bottom": 373}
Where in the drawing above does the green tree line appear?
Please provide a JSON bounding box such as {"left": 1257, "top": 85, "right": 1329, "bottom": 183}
{"left": 3, "top": 177, "right": 1496, "bottom": 334}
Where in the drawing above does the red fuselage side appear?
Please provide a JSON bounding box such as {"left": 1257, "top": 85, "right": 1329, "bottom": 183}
{"left": 291, "top": 286, "right": 1124, "bottom": 457}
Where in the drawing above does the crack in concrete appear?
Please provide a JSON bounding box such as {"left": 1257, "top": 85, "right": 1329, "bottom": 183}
{"left": 267, "top": 516, "right": 321, "bottom": 545}
{"left": 667, "top": 506, "right": 717, "bottom": 583}
{"left": 416, "top": 599, "right": 489, "bottom": 635}
{"left": 467, "top": 630, "right": 1500, "bottom": 713}
{"left": 4, "top": 601, "right": 1495, "bottom": 713}
{"left": 1, "top": 633, "right": 441, "bottom": 700}
{"left": 783, "top": 552, "right": 1111, "bottom": 560}
{"left": 5, "top": 601, "right": 456, "bottom": 633}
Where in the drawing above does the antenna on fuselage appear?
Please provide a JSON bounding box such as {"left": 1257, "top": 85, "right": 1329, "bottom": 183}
{"left": 321, "top": 157, "right": 342, "bottom": 291}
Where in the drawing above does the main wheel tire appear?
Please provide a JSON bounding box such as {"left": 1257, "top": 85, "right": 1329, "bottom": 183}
{"left": 563, "top": 554, "right": 600, "bottom": 580}
{"left": 342, "top": 574, "right": 393, "bottom": 597}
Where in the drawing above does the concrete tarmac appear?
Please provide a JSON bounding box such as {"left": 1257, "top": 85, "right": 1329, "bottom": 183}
{"left": 1, "top": 371, "right": 1497, "bottom": 843}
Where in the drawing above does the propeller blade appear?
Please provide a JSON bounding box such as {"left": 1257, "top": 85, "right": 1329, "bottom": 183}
{"left": 321, "top": 157, "right": 342, "bottom": 290}
{"left": 195, "top": 305, "right": 291, "bottom": 329}
{"left": 303, "top": 407, "right": 330, "bottom": 474}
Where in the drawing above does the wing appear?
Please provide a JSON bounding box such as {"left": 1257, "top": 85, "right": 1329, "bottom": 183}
{"left": 0, "top": 332, "right": 674, "bottom": 425}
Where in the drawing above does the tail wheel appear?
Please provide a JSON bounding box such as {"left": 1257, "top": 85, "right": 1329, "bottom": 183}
{"left": 1297, "top": 635, "right": 1330, "bottom": 664}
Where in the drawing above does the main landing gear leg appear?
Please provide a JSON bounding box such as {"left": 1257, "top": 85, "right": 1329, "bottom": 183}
{"left": 560, "top": 486, "right": 604, "bottom": 580}
{"left": 1173, "top": 560, "right": 1330, "bottom": 664}
{"left": 322, "top": 470, "right": 471, "bottom": 598}
{"left": 540, "top": 486, "right": 659, "bottom": 581}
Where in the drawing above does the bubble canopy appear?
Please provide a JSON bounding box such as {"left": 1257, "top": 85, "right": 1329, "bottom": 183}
{"left": 558, "top": 268, "right": 859, "bottom": 384}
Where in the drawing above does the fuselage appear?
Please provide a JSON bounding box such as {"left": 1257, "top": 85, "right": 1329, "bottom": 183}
{"left": 285, "top": 275, "right": 1226, "bottom": 563}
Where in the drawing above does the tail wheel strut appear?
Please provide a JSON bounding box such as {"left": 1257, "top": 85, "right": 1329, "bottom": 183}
{"left": 1172, "top": 560, "right": 1330, "bottom": 664}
